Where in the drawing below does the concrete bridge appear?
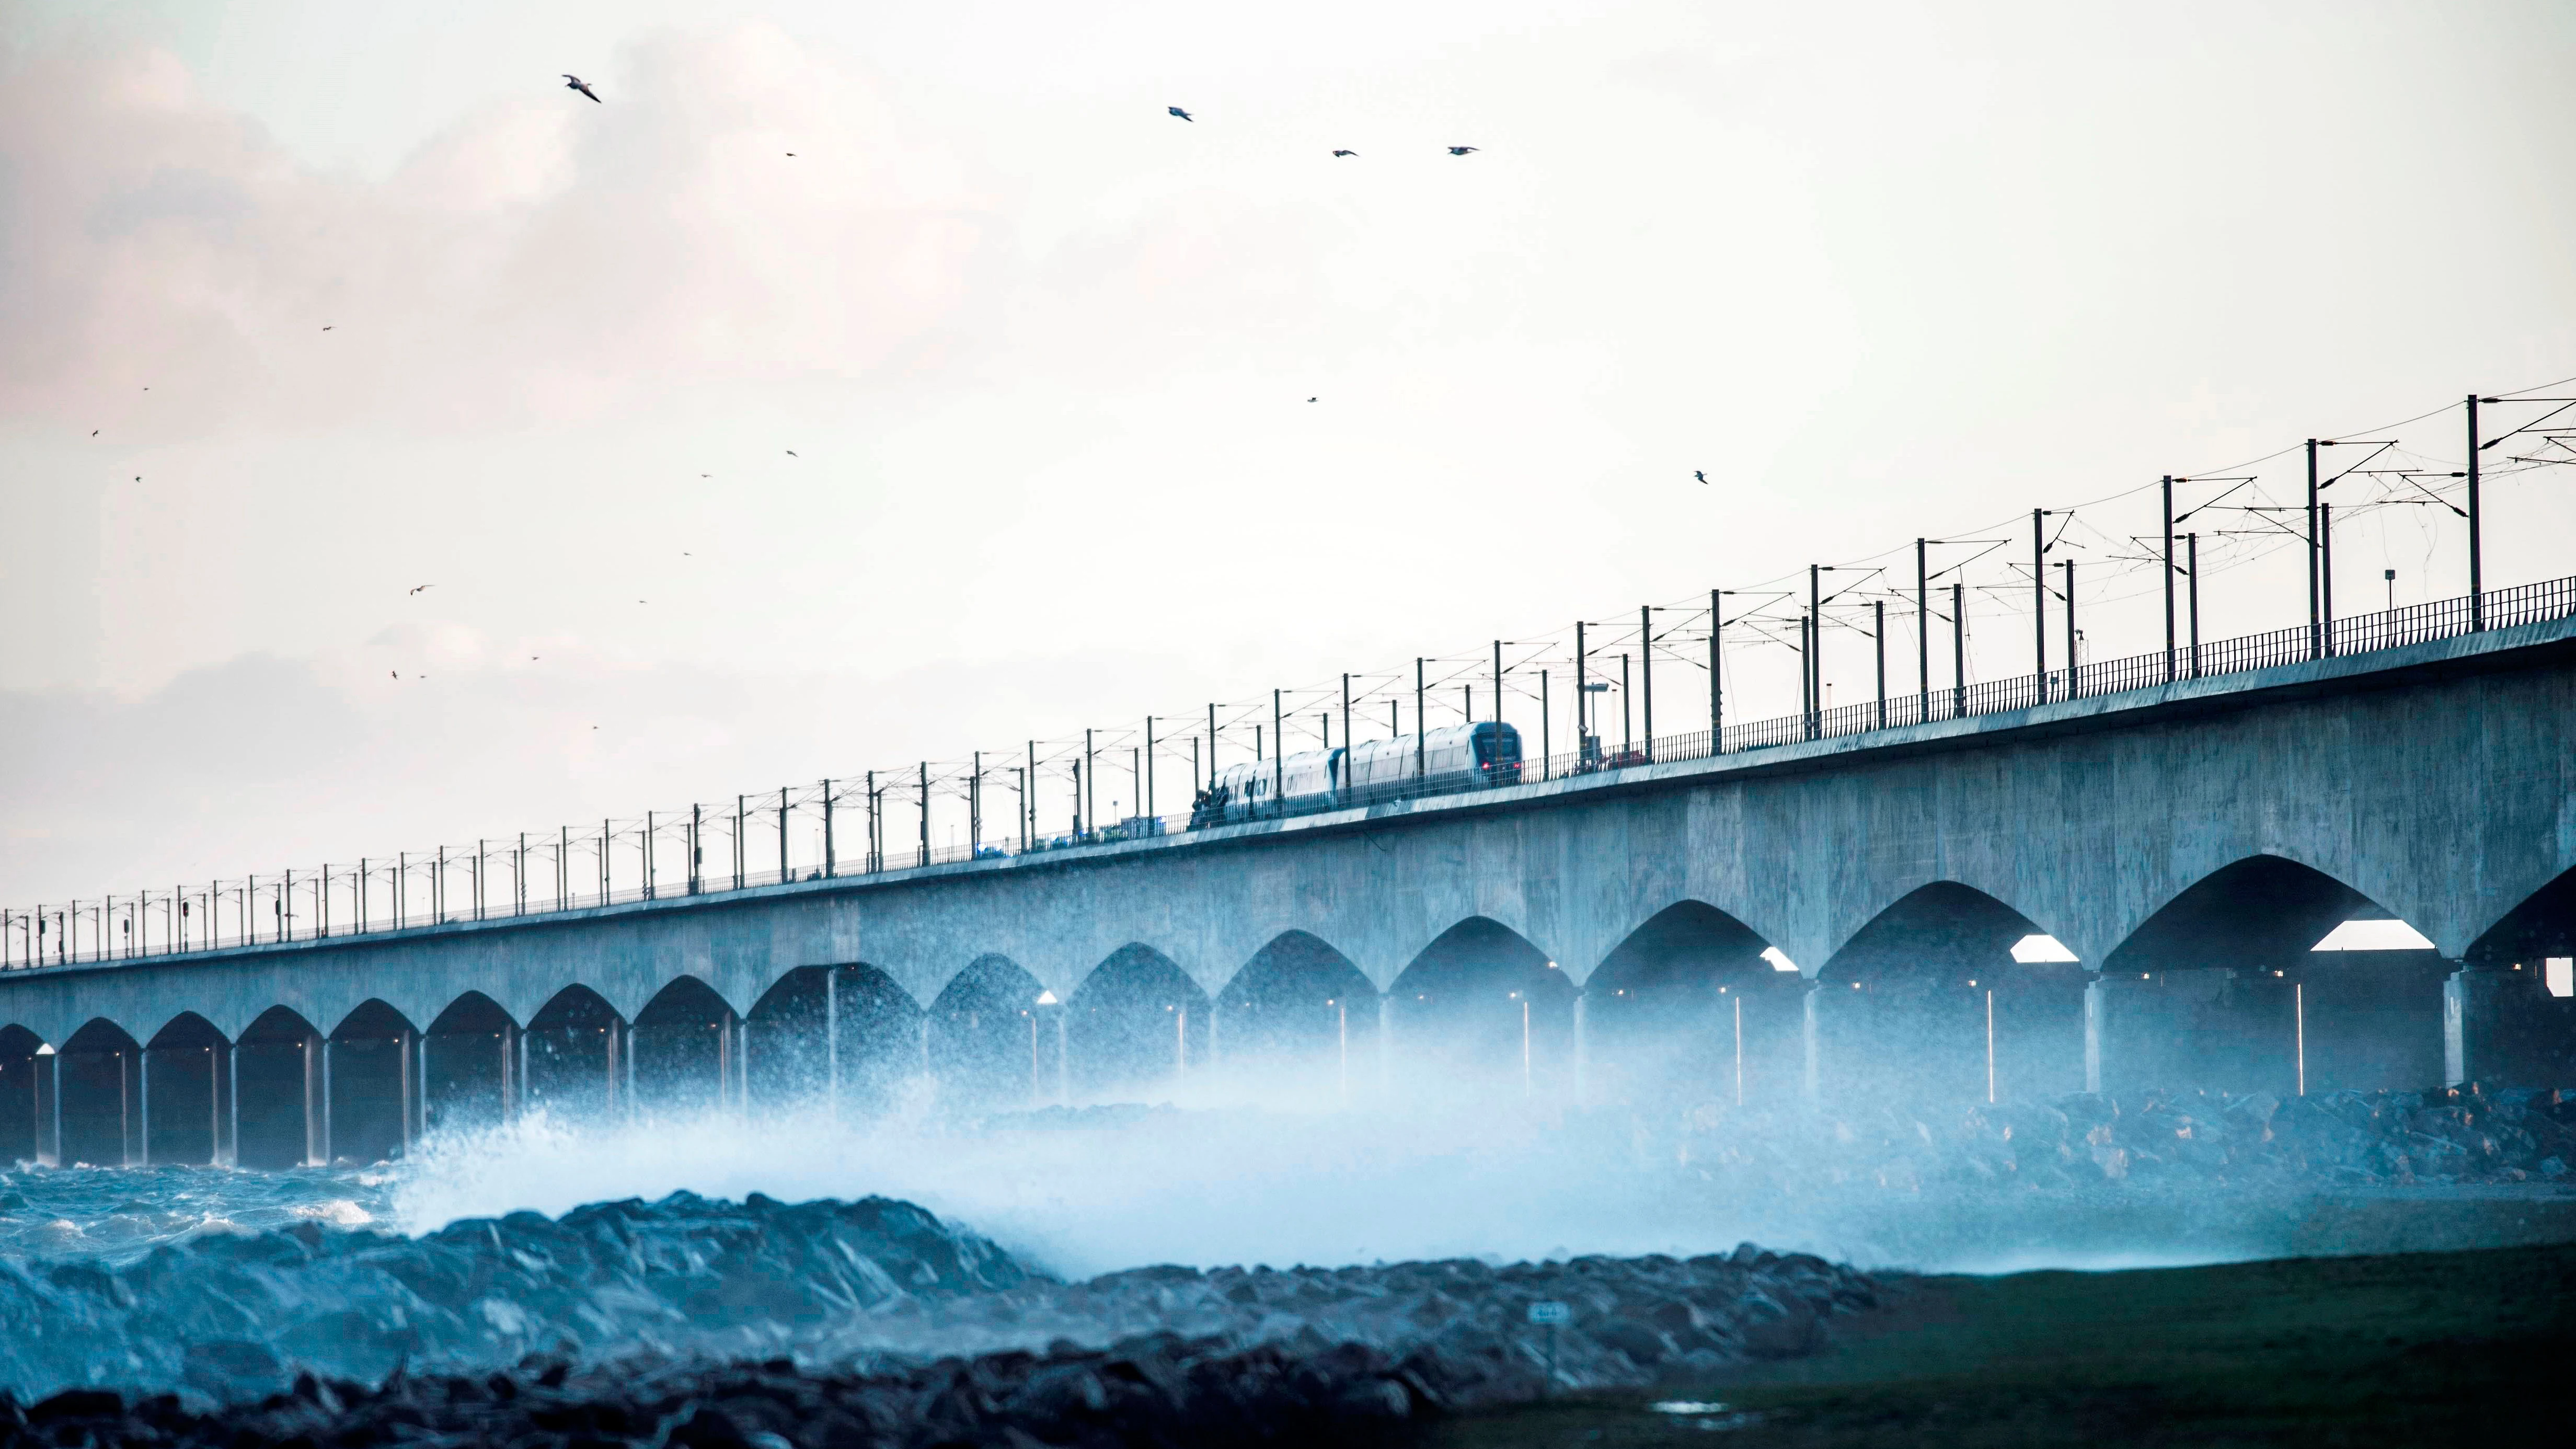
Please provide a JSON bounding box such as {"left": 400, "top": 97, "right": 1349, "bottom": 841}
{"left": 5, "top": 615, "right": 2575, "bottom": 1168}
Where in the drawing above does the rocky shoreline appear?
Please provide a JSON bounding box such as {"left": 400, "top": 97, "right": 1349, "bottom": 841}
{"left": 0, "top": 1234, "right": 1878, "bottom": 1447}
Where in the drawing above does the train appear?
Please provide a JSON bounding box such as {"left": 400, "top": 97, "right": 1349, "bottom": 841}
{"left": 1191, "top": 722, "right": 1525, "bottom": 827}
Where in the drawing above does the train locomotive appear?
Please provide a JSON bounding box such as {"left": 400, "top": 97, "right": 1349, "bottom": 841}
{"left": 1191, "top": 721, "right": 1524, "bottom": 827}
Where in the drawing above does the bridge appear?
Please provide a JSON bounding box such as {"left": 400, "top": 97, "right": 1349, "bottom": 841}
{"left": 4, "top": 584, "right": 2575, "bottom": 1168}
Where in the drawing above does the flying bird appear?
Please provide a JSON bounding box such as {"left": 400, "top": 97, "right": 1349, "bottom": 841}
{"left": 1332, "top": 149, "right": 1357, "bottom": 157}
{"left": 409, "top": 583, "right": 433, "bottom": 595}
{"left": 1447, "top": 146, "right": 1478, "bottom": 156}
{"left": 784, "top": 450, "right": 798, "bottom": 457}
{"left": 1695, "top": 470, "right": 1708, "bottom": 484}
{"left": 90, "top": 429, "right": 98, "bottom": 435}
{"left": 321, "top": 326, "right": 333, "bottom": 331}
{"left": 1307, "top": 397, "right": 1318, "bottom": 403}
{"left": 1167, "top": 106, "right": 1193, "bottom": 122}
{"left": 563, "top": 74, "right": 601, "bottom": 103}
{"left": 389, "top": 671, "right": 397, "bottom": 680}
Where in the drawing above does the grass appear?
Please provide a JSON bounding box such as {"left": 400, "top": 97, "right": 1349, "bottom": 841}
{"left": 1431, "top": 1241, "right": 2576, "bottom": 1447}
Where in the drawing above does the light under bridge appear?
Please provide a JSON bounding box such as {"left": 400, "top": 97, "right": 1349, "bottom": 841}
{"left": 4, "top": 591, "right": 2576, "bottom": 1167}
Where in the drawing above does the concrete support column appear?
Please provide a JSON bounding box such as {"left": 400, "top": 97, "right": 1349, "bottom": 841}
{"left": 1800, "top": 983, "right": 1822, "bottom": 1101}
{"left": 499, "top": 1024, "right": 517, "bottom": 1121}
{"left": 301, "top": 1038, "right": 319, "bottom": 1166}
{"left": 1055, "top": 1010, "right": 1070, "bottom": 1105}
{"left": 1571, "top": 993, "right": 1589, "bottom": 1106}
{"left": 622, "top": 1021, "right": 637, "bottom": 1118}
{"left": 224, "top": 1042, "right": 239, "bottom": 1167}
{"left": 418, "top": 1033, "right": 433, "bottom": 1138}
{"left": 49, "top": 1050, "right": 62, "bottom": 1167}
{"left": 137, "top": 1046, "right": 151, "bottom": 1167}
{"left": 824, "top": 968, "right": 840, "bottom": 1123}
{"left": 2083, "top": 973, "right": 2175, "bottom": 1097}
{"left": 398, "top": 1029, "right": 414, "bottom": 1156}
{"left": 2083, "top": 975, "right": 2106, "bottom": 1094}
{"left": 319, "top": 1038, "right": 335, "bottom": 1166}
{"left": 1377, "top": 992, "right": 1395, "bottom": 1093}
{"left": 2444, "top": 963, "right": 2524, "bottom": 1087}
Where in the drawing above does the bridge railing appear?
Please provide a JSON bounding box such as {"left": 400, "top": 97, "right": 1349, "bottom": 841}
{"left": 8, "top": 573, "right": 2574, "bottom": 970}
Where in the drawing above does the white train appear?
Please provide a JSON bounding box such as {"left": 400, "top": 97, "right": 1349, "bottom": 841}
{"left": 1192, "top": 722, "right": 1525, "bottom": 826}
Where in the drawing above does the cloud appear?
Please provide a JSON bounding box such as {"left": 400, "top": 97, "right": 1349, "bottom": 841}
{"left": 0, "top": 24, "right": 994, "bottom": 437}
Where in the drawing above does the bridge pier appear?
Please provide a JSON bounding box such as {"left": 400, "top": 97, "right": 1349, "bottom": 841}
{"left": 1377, "top": 993, "right": 1393, "bottom": 1093}
{"left": 1571, "top": 993, "right": 1588, "bottom": 1105}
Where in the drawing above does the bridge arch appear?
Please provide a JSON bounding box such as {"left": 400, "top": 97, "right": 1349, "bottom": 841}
{"left": 57, "top": 1018, "right": 142, "bottom": 1167}
{"left": 143, "top": 1011, "right": 229, "bottom": 1166}
{"left": 1388, "top": 916, "right": 1573, "bottom": 1100}
{"left": 744, "top": 964, "right": 925, "bottom": 1113}
{"left": 425, "top": 991, "right": 518, "bottom": 1132}
{"left": 632, "top": 975, "right": 739, "bottom": 1116}
{"left": 328, "top": 999, "right": 419, "bottom": 1164}
{"left": 930, "top": 953, "right": 1045, "bottom": 1112}
{"left": 2100, "top": 854, "right": 2445, "bottom": 1095}
{"left": 526, "top": 985, "right": 625, "bottom": 1118}
{"left": 235, "top": 1006, "right": 321, "bottom": 1168}
{"left": 0, "top": 1024, "right": 45, "bottom": 1164}
{"left": 1070, "top": 944, "right": 1209, "bottom": 1100}
{"left": 1587, "top": 901, "right": 1803, "bottom": 1107}
{"left": 1214, "top": 930, "right": 1375, "bottom": 1097}
{"left": 1813, "top": 882, "right": 2082, "bottom": 1106}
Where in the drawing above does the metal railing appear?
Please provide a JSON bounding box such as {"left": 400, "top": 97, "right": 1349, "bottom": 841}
{"left": 7, "top": 574, "right": 2572, "bottom": 970}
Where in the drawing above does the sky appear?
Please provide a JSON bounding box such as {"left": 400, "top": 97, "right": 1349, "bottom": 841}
{"left": 3, "top": 0, "right": 2573, "bottom": 906}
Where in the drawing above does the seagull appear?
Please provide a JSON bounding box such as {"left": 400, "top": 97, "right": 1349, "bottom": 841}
{"left": 1332, "top": 149, "right": 1357, "bottom": 157}
{"left": 1307, "top": 397, "right": 1318, "bottom": 403}
{"left": 1167, "top": 106, "right": 1193, "bottom": 122}
{"left": 409, "top": 583, "right": 433, "bottom": 595}
{"left": 1447, "top": 146, "right": 1478, "bottom": 156}
{"left": 90, "top": 429, "right": 98, "bottom": 435}
{"left": 784, "top": 450, "right": 798, "bottom": 457}
{"left": 389, "top": 671, "right": 397, "bottom": 680}
{"left": 563, "top": 74, "right": 601, "bottom": 103}
{"left": 321, "top": 326, "right": 333, "bottom": 331}
{"left": 1695, "top": 470, "right": 1708, "bottom": 484}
